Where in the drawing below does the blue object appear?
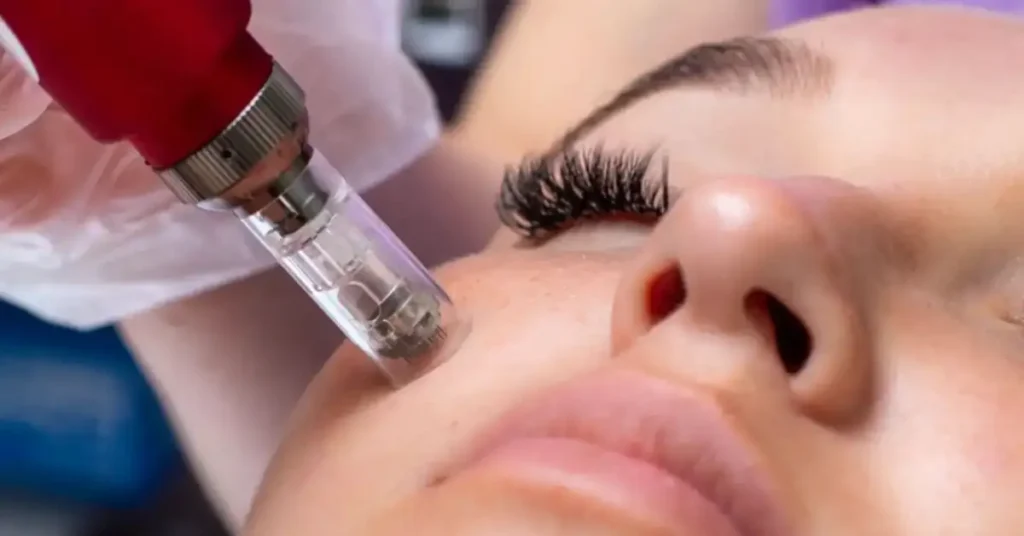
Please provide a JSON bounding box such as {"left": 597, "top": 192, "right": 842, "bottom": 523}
{"left": 0, "top": 303, "right": 180, "bottom": 508}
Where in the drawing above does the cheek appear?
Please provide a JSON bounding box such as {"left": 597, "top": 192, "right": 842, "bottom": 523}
{"left": 250, "top": 251, "right": 631, "bottom": 533}
{"left": 873, "top": 313, "right": 1024, "bottom": 528}
{"left": 431, "top": 251, "right": 629, "bottom": 386}
{"left": 435, "top": 250, "right": 628, "bottom": 330}
{"left": 394, "top": 252, "right": 629, "bottom": 445}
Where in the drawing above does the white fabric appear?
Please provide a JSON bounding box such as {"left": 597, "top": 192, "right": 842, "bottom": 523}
{"left": 0, "top": 0, "right": 440, "bottom": 329}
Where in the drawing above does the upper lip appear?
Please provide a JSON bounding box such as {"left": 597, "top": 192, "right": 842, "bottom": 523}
{"left": 443, "top": 368, "right": 790, "bottom": 536}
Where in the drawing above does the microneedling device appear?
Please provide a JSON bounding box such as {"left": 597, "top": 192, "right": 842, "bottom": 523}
{"left": 0, "top": 0, "right": 467, "bottom": 385}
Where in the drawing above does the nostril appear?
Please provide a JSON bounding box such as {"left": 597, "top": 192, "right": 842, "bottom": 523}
{"left": 766, "top": 294, "right": 812, "bottom": 374}
{"left": 646, "top": 265, "right": 686, "bottom": 323}
{"left": 745, "top": 290, "right": 812, "bottom": 374}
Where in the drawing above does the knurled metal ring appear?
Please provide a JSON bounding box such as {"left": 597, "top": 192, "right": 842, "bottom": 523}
{"left": 156, "top": 62, "right": 307, "bottom": 205}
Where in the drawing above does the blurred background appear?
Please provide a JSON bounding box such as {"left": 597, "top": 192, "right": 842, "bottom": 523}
{"left": 0, "top": 1, "right": 506, "bottom": 534}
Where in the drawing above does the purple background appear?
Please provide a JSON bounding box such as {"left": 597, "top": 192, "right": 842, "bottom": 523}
{"left": 772, "top": 0, "right": 1024, "bottom": 26}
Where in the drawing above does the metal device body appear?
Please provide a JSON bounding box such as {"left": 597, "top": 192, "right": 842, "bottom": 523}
{"left": 0, "top": 0, "right": 465, "bottom": 385}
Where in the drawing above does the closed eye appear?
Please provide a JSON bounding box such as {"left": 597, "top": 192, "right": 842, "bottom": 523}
{"left": 496, "top": 147, "right": 672, "bottom": 240}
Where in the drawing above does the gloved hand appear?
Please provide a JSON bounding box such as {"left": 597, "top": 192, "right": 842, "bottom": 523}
{"left": 0, "top": 0, "right": 439, "bottom": 329}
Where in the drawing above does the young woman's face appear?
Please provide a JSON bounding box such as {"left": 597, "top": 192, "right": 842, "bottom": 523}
{"left": 245, "top": 7, "right": 1024, "bottom": 535}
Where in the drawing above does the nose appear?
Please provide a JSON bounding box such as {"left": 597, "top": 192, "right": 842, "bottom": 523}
{"left": 611, "top": 176, "right": 877, "bottom": 423}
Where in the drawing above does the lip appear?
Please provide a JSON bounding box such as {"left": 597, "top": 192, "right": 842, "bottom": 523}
{"left": 443, "top": 369, "right": 790, "bottom": 536}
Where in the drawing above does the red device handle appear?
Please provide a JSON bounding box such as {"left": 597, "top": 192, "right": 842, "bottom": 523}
{"left": 0, "top": 0, "right": 273, "bottom": 168}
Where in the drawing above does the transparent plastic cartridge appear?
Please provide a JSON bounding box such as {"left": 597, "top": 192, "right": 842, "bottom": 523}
{"left": 241, "top": 150, "right": 467, "bottom": 385}
{"left": 156, "top": 63, "right": 468, "bottom": 386}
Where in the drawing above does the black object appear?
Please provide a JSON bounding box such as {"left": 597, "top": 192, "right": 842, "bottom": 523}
{"left": 86, "top": 469, "right": 229, "bottom": 536}
{"left": 411, "top": 0, "right": 509, "bottom": 122}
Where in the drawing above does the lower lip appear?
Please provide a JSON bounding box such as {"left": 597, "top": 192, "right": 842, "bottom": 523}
{"left": 462, "top": 436, "right": 743, "bottom": 536}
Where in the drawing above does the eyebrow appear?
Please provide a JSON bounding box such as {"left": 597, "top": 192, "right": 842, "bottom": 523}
{"left": 550, "top": 37, "right": 834, "bottom": 153}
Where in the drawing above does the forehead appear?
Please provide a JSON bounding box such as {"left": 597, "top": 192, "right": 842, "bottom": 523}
{"left": 778, "top": 7, "right": 1024, "bottom": 224}
{"left": 582, "top": 7, "right": 1024, "bottom": 162}
{"left": 782, "top": 6, "right": 1024, "bottom": 65}
{"left": 571, "top": 6, "right": 1024, "bottom": 263}
{"left": 582, "top": 7, "right": 1024, "bottom": 156}
{"left": 786, "top": 7, "right": 1024, "bottom": 169}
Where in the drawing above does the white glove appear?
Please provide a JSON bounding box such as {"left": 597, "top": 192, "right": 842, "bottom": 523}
{"left": 0, "top": 0, "right": 440, "bottom": 330}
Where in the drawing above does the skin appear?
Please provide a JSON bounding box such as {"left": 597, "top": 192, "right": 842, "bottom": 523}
{"left": 246, "top": 5, "right": 1024, "bottom": 536}
{"left": 121, "top": 0, "right": 766, "bottom": 527}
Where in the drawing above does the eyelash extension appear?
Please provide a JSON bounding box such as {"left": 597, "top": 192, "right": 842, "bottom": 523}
{"left": 497, "top": 148, "right": 671, "bottom": 239}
